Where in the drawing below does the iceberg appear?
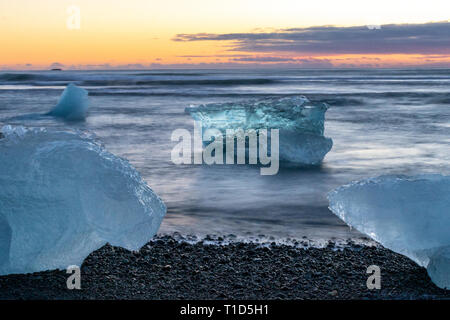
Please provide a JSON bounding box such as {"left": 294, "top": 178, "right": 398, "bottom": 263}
{"left": 0, "top": 125, "right": 166, "bottom": 275}
{"left": 185, "top": 96, "right": 332, "bottom": 165}
{"left": 47, "top": 83, "right": 89, "bottom": 120}
{"left": 328, "top": 175, "right": 450, "bottom": 289}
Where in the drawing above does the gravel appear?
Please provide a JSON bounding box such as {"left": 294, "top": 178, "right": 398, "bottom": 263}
{"left": 0, "top": 235, "right": 449, "bottom": 300}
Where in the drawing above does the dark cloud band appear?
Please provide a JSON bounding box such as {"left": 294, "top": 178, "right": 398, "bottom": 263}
{"left": 173, "top": 22, "right": 450, "bottom": 55}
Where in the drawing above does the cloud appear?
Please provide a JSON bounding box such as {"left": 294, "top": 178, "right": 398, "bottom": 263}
{"left": 173, "top": 22, "right": 450, "bottom": 55}
{"left": 120, "top": 63, "right": 145, "bottom": 69}
{"left": 295, "top": 58, "right": 333, "bottom": 68}
{"left": 149, "top": 59, "right": 334, "bottom": 69}
{"left": 49, "top": 62, "right": 65, "bottom": 68}
{"left": 231, "top": 56, "right": 333, "bottom": 67}
{"left": 176, "top": 54, "right": 253, "bottom": 58}
{"left": 231, "top": 56, "right": 296, "bottom": 62}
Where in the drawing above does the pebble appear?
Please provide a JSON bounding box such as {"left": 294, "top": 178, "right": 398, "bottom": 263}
{"left": 0, "top": 235, "right": 448, "bottom": 300}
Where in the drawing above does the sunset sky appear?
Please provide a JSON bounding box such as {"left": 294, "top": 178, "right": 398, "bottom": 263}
{"left": 0, "top": 0, "right": 449, "bottom": 69}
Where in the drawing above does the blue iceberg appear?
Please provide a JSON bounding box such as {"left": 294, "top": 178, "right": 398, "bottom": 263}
{"left": 47, "top": 83, "right": 89, "bottom": 120}
{"left": 328, "top": 174, "right": 450, "bottom": 289}
{"left": 0, "top": 125, "right": 166, "bottom": 275}
{"left": 185, "top": 96, "right": 332, "bottom": 165}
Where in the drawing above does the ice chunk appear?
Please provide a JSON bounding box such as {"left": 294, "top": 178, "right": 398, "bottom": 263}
{"left": 185, "top": 96, "right": 332, "bottom": 165}
{"left": 328, "top": 175, "right": 450, "bottom": 289}
{"left": 0, "top": 125, "right": 166, "bottom": 275}
{"left": 47, "top": 83, "right": 89, "bottom": 120}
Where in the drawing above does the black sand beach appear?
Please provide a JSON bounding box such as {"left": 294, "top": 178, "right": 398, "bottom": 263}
{"left": 0, "top": 235, "right": 448, "bottom": 300}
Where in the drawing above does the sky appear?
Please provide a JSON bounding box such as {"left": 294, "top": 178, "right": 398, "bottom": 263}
{"left": 0, "top": 0, "right": 449, "bottom": 69}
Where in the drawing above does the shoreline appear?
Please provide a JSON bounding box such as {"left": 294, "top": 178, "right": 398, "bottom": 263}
{"left": 0, "top": 235, "right": 448, "bottom": 300}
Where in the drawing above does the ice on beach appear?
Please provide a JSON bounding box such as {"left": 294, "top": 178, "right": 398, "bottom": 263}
{"left": 328, "top": 175, "right": 450, "bottom": 289}
{"left": 0, "top": 125, "right": 166, "bottom": 275}
{"left": 47, "top": 83, "right": 89, "bottom": 120}
{"left": 185, "top": 96, "right": 332, "bottom": 165}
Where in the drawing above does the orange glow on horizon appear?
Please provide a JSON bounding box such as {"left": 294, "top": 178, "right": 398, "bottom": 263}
{"left": 1, "top": 0, "right": 449, "bottom": 69}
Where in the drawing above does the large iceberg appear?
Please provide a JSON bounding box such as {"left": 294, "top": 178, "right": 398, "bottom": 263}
{"left": 0, "top": 125, "right": 166, "bottom": 275}
{"left": 328, "top": 175, "right": 450, "bottom": 289}
{"left": 185, "top": 96, "right": 332, "bottom": 165}
{"left": 47, "top": 83, "right": 89, "bottom": 120}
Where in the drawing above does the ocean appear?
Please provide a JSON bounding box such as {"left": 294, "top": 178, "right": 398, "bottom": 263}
{"left": 0, "top": 68, "right": 449, "bottom": 242}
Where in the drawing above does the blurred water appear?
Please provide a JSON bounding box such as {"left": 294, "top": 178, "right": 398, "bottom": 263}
{"left": 0, "top": 69, "right": 449, "bottom": 240}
